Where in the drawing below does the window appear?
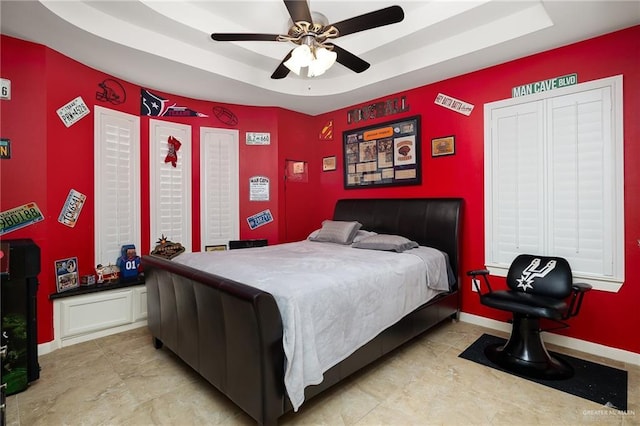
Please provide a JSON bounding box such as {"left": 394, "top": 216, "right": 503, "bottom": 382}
{"left": 94, "top": 106, "right": 141, "bottom": 265}
{"left": 484, "top": 75, "right": 624, "bottom": 291}
{"left": 149, "top": 119, "right": 192, "bottom": 251}
{"left": 200, "top": 127, "right": 239, "bottom": 250}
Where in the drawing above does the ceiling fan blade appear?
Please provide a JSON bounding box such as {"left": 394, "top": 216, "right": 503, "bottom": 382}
{"left": 329, "top": 5, "right": 404, "bottom": 38}
{"left": 283, "top": 0, "right": 312, "bottom": 23}
{"left": 330, "top": 44, "right": 370, "bottom": 73}
{"left": 271, "top": 50, "right": 293, "bottom": 79}
{"left": 211, "top": 33, "right": 281, "bottom": 42}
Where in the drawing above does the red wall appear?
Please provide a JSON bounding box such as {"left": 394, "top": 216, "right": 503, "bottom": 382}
{"left": 312, "top": 26, "right": 640, "bottom": 354}
{"left": 0, "top": 35, "right": 312, "bottom": 343}
{"left": 1, "top": 25, "right": 639, "bottom": 355}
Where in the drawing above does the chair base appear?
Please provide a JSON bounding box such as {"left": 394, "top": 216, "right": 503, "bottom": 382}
{"left": 485, "top": 315, "right": 573, "bottom": 380}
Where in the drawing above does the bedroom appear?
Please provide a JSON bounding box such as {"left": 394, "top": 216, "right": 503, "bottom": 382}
{"left": 0, "top": 1, "right": 639, "bottom": 425}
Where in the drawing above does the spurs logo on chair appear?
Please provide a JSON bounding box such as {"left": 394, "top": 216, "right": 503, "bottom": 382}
{"left": 516, "top": 258, "right": 557, "bottom": 291}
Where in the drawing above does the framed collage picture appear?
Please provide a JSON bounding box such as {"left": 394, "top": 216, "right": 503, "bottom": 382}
{"left": 343, "top": 116, "right": 421, "bottom": 189}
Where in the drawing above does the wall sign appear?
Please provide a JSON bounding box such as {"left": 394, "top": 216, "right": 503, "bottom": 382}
{"left": 0, "top": 138, "right": 10, "bottom": 159}
{"left": 0, "top": 78, "right": 10, "bottom": 100}
{"left": 141, "top": 89, "right": 209, "bottom": 117}
{"left": 434, "top": 93, "right": 474, "bottom": 116}
{"left": 343, "top": 116, "right": 421, "bottom": 189}
{"left": 246, "top": 132, "right": 270, "bottom": 145}
{"left": 56, "top": 96, "right": 90, "bottom": 127}
{"left": 0, "top": 202, "right": 44, "bottom": 236}
{"left": 58, "top": 189, "right": 87, "bottom": 228}
{"left": 512, "top": 73, "right": 578, "bottom": 97}
{"left": 347, "top": 96, "right": 409, "bottom": 124}
{"left": 249, "top": 176, "right": 270, "bottom": 201}
{"left": 247, "top": 209, "right": 273, "bottom": 230}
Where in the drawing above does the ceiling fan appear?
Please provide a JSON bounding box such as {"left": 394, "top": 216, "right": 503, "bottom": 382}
{"left": 211, "top": 1, "right": 404, "bottom": 79}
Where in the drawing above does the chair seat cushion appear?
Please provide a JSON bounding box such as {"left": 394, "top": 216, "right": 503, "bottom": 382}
{"left": 480, "top": 290, "right": 568, "bottom": 319}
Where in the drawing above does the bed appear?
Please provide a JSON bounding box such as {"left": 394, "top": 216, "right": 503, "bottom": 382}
{"left": 142, "top": 197, "right": 462, "bottom": 425}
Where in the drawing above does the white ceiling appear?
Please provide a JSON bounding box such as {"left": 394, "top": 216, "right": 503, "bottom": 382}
{"left": 1, "top": 1, "right": 638, "bottom": 115}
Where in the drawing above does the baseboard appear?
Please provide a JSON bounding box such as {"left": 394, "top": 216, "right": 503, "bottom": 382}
{"left": 38, "top": 320, "right": 147, "bottom": 356}
{"left": 459, "top": 312, "right": 640, "bottom": 367}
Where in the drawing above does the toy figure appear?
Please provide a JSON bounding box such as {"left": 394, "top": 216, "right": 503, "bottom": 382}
{"left": 116, "top": 244, "right": 141, "bottom": 281}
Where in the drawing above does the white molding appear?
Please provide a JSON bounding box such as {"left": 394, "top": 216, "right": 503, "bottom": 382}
{"left": 43, "top": 286, "right": 148, "bottom": 355}
{"left": 460, "top": 312, "right": 640, "bottom": 366}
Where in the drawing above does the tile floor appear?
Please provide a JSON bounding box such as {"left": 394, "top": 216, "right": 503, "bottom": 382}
{"left": 5, "top": 320, "right": 638, "bottom": 425}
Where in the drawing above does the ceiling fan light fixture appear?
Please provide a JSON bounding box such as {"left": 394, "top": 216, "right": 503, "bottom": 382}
{"left": 284, "top": 44, "right": 312, "bottom": 75}
{"left": 307, "top": 47, "right": 337, "bottom": 77}
{"left": 285, "top": 43, "right": 337, "bottom": 77}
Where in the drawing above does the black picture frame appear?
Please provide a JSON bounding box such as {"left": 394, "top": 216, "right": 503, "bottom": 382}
{"left": 343, "top": 116, "right": 421, "bottom": 189}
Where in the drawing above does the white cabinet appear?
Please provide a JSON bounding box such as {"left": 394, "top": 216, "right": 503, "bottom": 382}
{"left": 53, "top": 285, "right": 147, "bottom": 348}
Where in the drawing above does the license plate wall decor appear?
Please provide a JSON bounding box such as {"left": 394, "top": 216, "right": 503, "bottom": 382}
{"left": 0, "top": 202, "right": 44, "bottom": 236}
{"left": 343, "top": 116, "right": 421, "bottom": 189}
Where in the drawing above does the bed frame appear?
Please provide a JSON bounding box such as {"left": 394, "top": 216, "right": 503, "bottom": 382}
{"left": 142, "top": 198, "right": 462, "bottom": 425}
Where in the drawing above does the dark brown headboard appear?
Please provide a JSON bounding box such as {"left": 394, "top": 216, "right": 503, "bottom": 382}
{"left": 333, "top": 198, "right": 463, "bottom": 284}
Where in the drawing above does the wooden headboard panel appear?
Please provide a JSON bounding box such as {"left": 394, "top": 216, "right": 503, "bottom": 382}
{"left": 333, "top": 198, "right": 463, "bottom": 283}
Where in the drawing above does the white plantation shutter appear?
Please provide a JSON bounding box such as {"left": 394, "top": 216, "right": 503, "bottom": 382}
{"left": 149, "top": 119, "right": 192, "bottom": 252}
{"left": 488, "top": 101, "right": 545, "bottom": 264}
{"left": 200, "top": 127, "right": 239, "bottom": 250}
{"left": 94, "top": 106, "right": 141, "bottom": 265}
{"left": 547, "top": 87, "right": 613, "bottom": 275}
{"left": 484, "top": 76, "right": 623, "bottom": 291}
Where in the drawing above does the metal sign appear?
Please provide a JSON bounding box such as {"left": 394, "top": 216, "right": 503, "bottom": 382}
{"left": 56, "top": 96, "right": 90, "bottom": 127}
{"left": 0, "top": 78, "right": 10, "bottom": 100}
{"left": 246, "top": 132, "right": 270, "bottom": 145}
{"left": 58, "top": 189, "right": 87, "bottom": 228}
{"left": 512, "top": 73, "right": 578, "bottom": 97}
{"left": 249, "top": 176, "right": 270, "bottom": 201}
{"left": 0, "top": 138, "right": 10, "bottom": 159}
{"left": 247, "top": 209, "right": 273, "bottom": 230}
{"left": 0, "top": 202, "right": 44, "bottom": 236}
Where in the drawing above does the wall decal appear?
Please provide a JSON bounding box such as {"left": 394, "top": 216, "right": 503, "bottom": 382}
{"left": 58, "top": 189, "right": 87, "bottom": 228}
{"left": 346, "top": 96, "right": 409, "bottom": 124}
{"left": 0, "top": 138, "right": 10, "bottom": 159}
{"left": 434, "top": 93, "right": 474, "bottom": 116}
{"left": 0, "top": 202, "right": 44, "bottom": 236}
{"left": 165, "top": 135, "right": 181, "bottom": 167}
{"left": 247, "top": 209, "right": 273, "bottom": 230}
{"left": 319, "top": 120, "right": 334, "bottom": 140}
{"left": 212, "top": 106, "right": 239, "bottom": 126}
{"left": 249, "top": 176, "right": 270, "bottom": 201}
{"left": 141, "top": 89, "right": 208, "bottom": 117}
{"left": 56, "top": 96, "right": 90, "bottom": 127}
{"left": 96, "top": 78, "right": 126, "bottom": 105}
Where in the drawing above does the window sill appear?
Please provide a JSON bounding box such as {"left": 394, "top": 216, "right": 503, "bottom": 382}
{"left": 49, "top": 277, "right": 145, "bottom": 300}
{"left": 486, "top": 265, "right": 622, "bottom": 293}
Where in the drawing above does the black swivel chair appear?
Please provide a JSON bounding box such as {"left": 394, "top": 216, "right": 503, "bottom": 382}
{"left": 467, "top": 254, "right": 591, "bottom": 380}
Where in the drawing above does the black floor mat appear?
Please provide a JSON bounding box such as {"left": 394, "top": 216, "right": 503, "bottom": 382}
{"left": 459, "top": 333, "right": 628, "bottom": 411}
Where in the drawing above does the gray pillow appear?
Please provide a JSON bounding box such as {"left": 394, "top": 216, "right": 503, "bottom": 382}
{"left": 309, "top": 220, "right": 362, "bottom": 244}
{"left": 352, "top": 234, "right": 419, "bottom": 252}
